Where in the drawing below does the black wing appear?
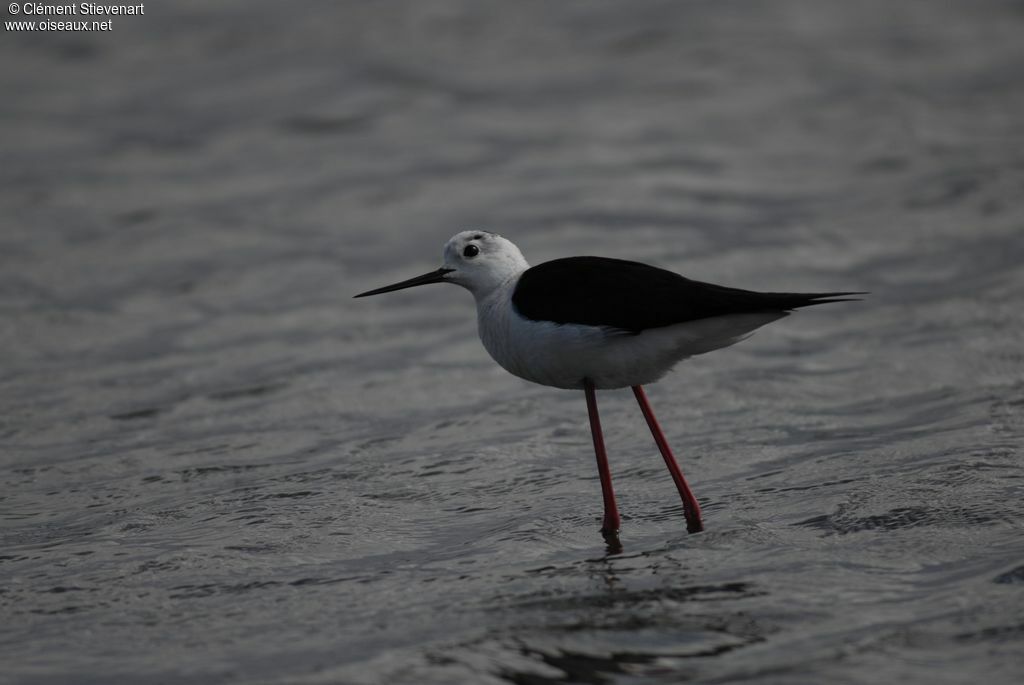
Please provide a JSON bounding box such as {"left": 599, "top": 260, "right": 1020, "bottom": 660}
{"left": 511, "top": 257, "right": 861, "bottom": 333}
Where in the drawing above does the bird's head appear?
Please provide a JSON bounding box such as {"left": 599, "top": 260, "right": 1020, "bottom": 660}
{"left": 354, "top": 231, "right": 529, "bottom": 300}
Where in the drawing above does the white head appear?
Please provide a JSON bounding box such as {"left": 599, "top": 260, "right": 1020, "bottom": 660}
{"left": 440, "top": 231, "right": 529, "bottom": 296}
{"left": 353, "top": 231, "right": 530, "bottom": 301}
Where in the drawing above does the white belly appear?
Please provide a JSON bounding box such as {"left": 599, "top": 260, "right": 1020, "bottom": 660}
{"left": 476, "top": 289, "right": 786, "bottom": 390}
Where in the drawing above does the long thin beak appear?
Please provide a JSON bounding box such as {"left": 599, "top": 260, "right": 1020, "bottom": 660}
{"left": 353, "top": 267, "right": 454, "bottom": 298}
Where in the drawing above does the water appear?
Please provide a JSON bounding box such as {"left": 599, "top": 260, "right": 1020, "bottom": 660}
{"left": 2, "top": 1, "right": 1023, "bottom": 683}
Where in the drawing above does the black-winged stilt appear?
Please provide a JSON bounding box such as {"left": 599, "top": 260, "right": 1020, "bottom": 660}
{"left": 355, "top": 231, "right": 861, "bottom": 540}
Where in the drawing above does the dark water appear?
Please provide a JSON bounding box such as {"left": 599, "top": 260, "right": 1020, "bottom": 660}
{"left": 3, "top": 2, "right": 1024, "bottom": 683}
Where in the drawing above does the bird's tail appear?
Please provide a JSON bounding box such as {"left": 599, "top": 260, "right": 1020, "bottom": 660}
{"left": 777, "top": 292, "right": 868, "bottom": 309}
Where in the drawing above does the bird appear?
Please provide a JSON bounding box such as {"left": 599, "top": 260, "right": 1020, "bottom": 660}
{"left": 354, "top": 231, "right": 861, "bottom": 541}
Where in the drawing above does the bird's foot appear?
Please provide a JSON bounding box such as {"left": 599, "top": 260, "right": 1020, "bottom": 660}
{"left": 600, "top": 526, "right": 623, "bottom": 553}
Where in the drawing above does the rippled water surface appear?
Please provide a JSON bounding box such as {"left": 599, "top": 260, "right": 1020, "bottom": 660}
{"left": 3, "top": 2, "right": 1024, "bottom": 683}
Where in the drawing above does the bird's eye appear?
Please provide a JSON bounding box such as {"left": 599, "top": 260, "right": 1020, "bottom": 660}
{"left": 463, "top": 244, "right": 480, "bottom": 258}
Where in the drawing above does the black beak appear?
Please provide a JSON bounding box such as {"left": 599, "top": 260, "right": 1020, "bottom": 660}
{"left": 353, "top": 268, "right": 454, "bottom": 298}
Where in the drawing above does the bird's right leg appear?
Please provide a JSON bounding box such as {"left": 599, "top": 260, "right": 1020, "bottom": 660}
{"left": 584, "top": 379, "right": 621, "bottom": 538}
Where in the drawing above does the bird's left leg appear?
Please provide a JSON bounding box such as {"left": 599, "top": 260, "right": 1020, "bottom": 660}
{"left": 632, "top": 385, "right": 704, "bottom": 533}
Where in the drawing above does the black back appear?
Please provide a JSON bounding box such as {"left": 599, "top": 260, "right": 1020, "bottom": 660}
{"left": 511, "top": 257, "right": 859, "bottom": 333}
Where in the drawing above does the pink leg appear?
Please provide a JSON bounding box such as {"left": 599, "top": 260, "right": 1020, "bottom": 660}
{"left": 632, "top": 385, "right": 704, "bottom": 533}
{"left": 584, "top": 379, "right": 621, "bottom": 536}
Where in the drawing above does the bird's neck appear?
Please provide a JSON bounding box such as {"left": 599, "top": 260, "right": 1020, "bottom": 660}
{"left": 474, "top": 277, "right": 518, "bottom": 367}
{"left": 472, "top": 271, "right": 518, "bottom": 311}
{"left": 465, "top": 261, "right": 526, "bottom": 303}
